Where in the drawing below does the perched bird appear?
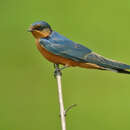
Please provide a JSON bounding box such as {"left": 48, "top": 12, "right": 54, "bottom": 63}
{"left": 28, "top": 21, "right": 130, "bottom": 74}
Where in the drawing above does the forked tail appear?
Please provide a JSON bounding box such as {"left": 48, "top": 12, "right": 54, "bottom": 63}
{"left": 85, "top": 52, "right": 130, "bottom": 74}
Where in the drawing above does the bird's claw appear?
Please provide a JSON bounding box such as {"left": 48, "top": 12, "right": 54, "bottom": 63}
{"left": 54, "top": 66, "right": 62, "bottom": 78}
{"left": 54, "top": 64, "right": 69, "bottom": 78}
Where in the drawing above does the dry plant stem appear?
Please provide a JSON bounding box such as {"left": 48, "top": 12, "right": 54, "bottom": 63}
{"left": 64, "top": 104, "right": 77, "bottom": 116}
{"left": 55, "top": 64, "right": 66, "bottom": 130}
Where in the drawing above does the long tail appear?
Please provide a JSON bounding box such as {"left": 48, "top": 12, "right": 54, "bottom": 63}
{"left": 85, "top": 52, "right": 130, "bottom": 74}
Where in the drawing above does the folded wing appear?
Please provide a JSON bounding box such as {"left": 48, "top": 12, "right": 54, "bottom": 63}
{"left": 39, "top": 31, "right": 130, "bottom": 74}
{"left": 39, "top": 31, "right": 92, "bottom": 62}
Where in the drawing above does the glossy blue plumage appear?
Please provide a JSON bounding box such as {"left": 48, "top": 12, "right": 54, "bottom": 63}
{"left": 32, "top": 21, "right": 50, "bottom": 27}
{"left": 39, "top": 31, "right": 130, "bottom": 72}
{"left": 30, "top": 21, "right": 130, "bottom": 74}
{"left": 40, "top": 31, "right": 92, "bottom": 62}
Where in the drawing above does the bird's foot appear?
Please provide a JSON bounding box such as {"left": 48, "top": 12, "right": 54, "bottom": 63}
{"left": 54, "top": 64, "right": 62, "bottom": 78}
{"left": 54, "top": 64, "right": 69, "bottom": 78}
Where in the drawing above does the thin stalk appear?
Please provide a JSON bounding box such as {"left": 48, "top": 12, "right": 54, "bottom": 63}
{"left": 55, "top": 64, "right": 66, "bottom": 130}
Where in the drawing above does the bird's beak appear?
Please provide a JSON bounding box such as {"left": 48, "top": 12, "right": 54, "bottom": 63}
{"left": 27, "top": 29, "right": 33, "bottom": 32}
{"left": 27, "top": 26, "right": 34, "bottom": 32}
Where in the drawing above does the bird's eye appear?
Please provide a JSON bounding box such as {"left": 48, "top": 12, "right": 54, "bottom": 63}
{"left": 36, "top": 27, "right": 43, "bottom": 30}
{"left": 34, "top": 25, "right": 43, "bottom": 31}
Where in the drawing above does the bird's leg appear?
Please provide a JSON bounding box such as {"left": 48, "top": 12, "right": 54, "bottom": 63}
{"left": 53, "top": 64, "right": 57, "bottom": 69}
{"left": 54, "top": 64, "right": 62, "bottom": 77}
{"left": 54, "top": 64, "right": 69, "bottom": 77}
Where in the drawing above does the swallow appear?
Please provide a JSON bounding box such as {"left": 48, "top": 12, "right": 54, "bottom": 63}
{"left": 28, "top": 21, "right": 130, "bottom": 74}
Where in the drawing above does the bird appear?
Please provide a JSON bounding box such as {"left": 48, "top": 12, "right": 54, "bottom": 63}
{"left": 28, "top": 21, "right": 130, "bottom": 74}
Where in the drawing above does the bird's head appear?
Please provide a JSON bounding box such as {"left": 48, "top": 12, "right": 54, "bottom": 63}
{"left": 28, "top": 21, "right": 52, "bottom": 39}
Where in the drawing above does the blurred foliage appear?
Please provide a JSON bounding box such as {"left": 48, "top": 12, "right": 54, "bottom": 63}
{"left": 0, "top": 0, "right": 130, "bottom": 130}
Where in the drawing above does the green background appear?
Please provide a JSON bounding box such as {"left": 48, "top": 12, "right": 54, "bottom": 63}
{"left": 1, "top": 0, "right": 130, "bottom": 130}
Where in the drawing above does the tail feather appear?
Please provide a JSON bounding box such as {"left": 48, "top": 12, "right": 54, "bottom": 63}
{"left": 105, "top": 68, "right": 130, "bottom": 74}
{"left": 86, "top": 52, "right": 130, "bottom": 74}
{"left": 114, "top": 68, "right": 130, "bottom": 74}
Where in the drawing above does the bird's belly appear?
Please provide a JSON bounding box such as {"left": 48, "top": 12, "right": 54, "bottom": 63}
{"left": 35, "top": 40, "right": 79, "bottom": 66}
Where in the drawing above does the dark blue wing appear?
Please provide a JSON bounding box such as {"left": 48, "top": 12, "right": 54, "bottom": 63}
{"left": 39, "top": 31, "right": 92, "bottom": 62}
{"left": 39, "top": 32, "right": 130, "bottom": 72}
